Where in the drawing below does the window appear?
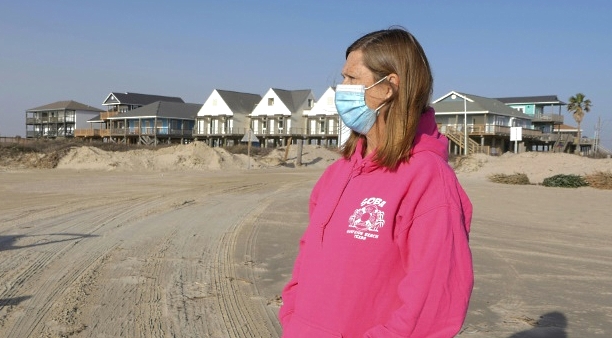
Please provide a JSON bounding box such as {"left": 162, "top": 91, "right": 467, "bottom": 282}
{"left": 319, "top": 117, "right": 326, "bottom": 133}
{"left": 308, "top": 99, "right": 314, "bottom": 108}
{"left": 212, "top": 99, "right": 218, "bottom": 106}
{"left": 278, "top": 117, "right": 284, "bottom": 129}
{"left": 223, "top": 117, "right": 229, "bottom": 133}
{"left": 262, "top": 117, "right": 267, "bottom": 129}
{"left": 268, "top": 98, "right": 274, "bottom": 106}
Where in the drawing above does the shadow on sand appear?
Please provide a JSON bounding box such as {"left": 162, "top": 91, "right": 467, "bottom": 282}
{"left": 282, "top": 156, "right": 324, "bottom": 168}
{"left": 0, "top": 295, "right": 32, "bottom": 308}
{"left": 0, "top": 233, "right": 98, "bottom": 251}
{"left": 508, "top": 311, "right": 567, "bottom": 338}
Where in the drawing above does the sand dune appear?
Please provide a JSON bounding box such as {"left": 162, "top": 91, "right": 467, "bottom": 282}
{"left": 55, "top": 142, "right": 341, "bottom": 171}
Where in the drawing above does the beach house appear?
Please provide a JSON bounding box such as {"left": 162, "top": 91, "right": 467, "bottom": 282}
{"left": 432, "top": 91, "right": 593, "bottom": 155}
{"left": 249, "top": 88, "right": 315, "bottom": 147}
{"left": 193, "top": 90, "right": 261, "bottom": 146}
{"left": 26, "top": 100, "right": 102, "bottom": 138}
{"left": 303, "top": 87, "right": 342, "bottom": 146}
{"left": 433, "top": 91, "right": 538, "bottom": 155}
{"left": 104, "top": 101, "right": 201, "bottom": 145}
{"left": 75, "top": 92, "right": 185, "bottom": 140}
{"left": 495, "top": 95, "right": 593, "bottom": 153}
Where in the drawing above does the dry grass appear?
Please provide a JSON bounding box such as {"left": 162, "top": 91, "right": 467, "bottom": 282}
{"left": 584, "top": 171, "right": 612, "bottom": 190}
{"left": 488, "top": 171, "right": 612, "bottom": 189}
{"left": 488, "top": 173, "right": 531, "bottom": 185}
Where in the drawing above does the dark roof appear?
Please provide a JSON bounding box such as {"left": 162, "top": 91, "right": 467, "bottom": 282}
{"left": 272, "top": 89, "right": 312, "bottom": 112}
{"left": 216, "top": 90, "right": 261, "bottom": 114}
{"left": 27, "top": 100, "right": 102, "bottom": 112}
{"left": 433, "top": 92, "right": 531, "bottom": 119}
{"left": 107, "top": 101, "right": 202, "bottom": 119}
{"left": 103, "top": 92, "right": 184, "bottom": 106}
{"left": 495, "top": 95, "right": 566, "bottom": 105}
{"left": 87, "top": 114, "right": 104, "bottom": 123}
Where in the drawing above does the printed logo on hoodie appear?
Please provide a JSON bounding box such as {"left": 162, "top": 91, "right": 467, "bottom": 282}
{"left": 346, "top": 197, "right": 386, "bottom": 240}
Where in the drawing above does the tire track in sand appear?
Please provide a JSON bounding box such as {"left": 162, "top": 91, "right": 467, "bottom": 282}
{"left": 0, "top": 193, "right": 181, "bottom": 337}
{"left": 211, "top": 181, "right": 303, "bottom": 338}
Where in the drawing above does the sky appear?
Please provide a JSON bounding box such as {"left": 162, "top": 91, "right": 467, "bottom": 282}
{"left": 1, "top": 0, "right": 611, "bottom": 148}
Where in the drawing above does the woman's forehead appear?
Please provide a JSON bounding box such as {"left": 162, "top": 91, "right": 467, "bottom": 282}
{"left": 343, "top": 50, "right": 370, "bottom": 77}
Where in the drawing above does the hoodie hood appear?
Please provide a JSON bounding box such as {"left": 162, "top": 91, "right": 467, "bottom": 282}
{"left": 353, "top": 107, "right": 448, "bottom": 172}
{"left": 410, "top": 107, "right": 448, "bottom": 161}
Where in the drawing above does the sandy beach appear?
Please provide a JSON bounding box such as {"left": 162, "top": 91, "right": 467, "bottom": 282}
{"left": 1, "top": 143, "right": 611, "bottom": 337}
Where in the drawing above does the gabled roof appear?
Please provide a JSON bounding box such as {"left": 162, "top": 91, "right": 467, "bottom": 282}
{"left": 306, "top": 87, "right": 337, "bottom": 116}
{"left": 495, "top": 95, "right": 566, "bottom": 106}
{"left": 102, "top": 92, "right": 184, "bottom": 106}
{"left": 216, "top": 90, "right": 261, "bottom": 115}
{"left": 432, "top": 91, "right": 531, "bottom": 119}
{"left": 27, "top": 100, "right": 102, "bottom": 112}
{"left": 272, "top": 89, "right": 312, "bottom": 112}
{"left": 107, "top": 101, "right": 202, "bottom": 119}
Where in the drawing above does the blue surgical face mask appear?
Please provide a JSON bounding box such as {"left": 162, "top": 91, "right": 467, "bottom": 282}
{"left": 335, "top": 76, "right": 388, "bottom": 135}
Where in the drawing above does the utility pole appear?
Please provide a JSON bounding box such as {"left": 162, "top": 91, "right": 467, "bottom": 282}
{"left": 594, "top": 116, "right": 601, "bottom": 153}
{"left": 464, "top": 95, "right": 468, "bottom": 156}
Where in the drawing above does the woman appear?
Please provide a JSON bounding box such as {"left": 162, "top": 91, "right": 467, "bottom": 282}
{"left": 279, "top": 27, "right": 473, "bottom": 337}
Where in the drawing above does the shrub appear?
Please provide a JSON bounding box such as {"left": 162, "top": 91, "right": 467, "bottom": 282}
{"left": 488, "top": 173, "right": 531, "bottom": 185}
{"left": 542, "top": 174, "right": 588, "bottom": 188}
{"left": 584, "top": 171, "right": 612, "bottom": 190}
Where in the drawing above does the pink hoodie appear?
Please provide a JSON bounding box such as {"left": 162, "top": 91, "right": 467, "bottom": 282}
{"left": 279, "top": 108, "right": 473, "bottom": 337}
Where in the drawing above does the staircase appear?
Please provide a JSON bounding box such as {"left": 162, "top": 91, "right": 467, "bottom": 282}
{"left": 140, "top": 135, "right": 155, "bottom": 145}
{"left": 551, "top": 133, "right": 572, "bottom": 153}
{"left": 443, "top": 128, "right": 488, "bottom": 155}
{"left": 596, "top": 144, "right": 612, "bottom": 156}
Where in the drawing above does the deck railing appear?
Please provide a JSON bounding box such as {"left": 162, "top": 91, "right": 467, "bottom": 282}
{"left": 439, "top": 124, "right": 543, "bottom": 139}
{"left": 74, "top": 129, "right": 102, "bottom": 137}
{"left": 0, "top": 137, "right": 34, "bottom": 144}
{"left": 532, "top": 113, "right": 564, "bottom": 124}
{"left": 194, "top": 127, "right": 339, "bottom": 137}
{"left": 193, "top": 127, "right": 250, "bottom": 137}
{"left": 106, "top": 127, "right": 193, "bottom": 136}
{"left": 100, "top": 111, "right": 119, "bottom": 120}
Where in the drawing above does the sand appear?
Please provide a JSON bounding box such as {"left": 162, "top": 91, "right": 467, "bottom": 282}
{"left": 54, "top": 142, "right": 339, "bottom": 172}
{"left": 0, "top": 144, "right": 611, "bottom": 337}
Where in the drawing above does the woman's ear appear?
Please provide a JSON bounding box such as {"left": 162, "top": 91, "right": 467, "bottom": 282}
{"left": 385, "top": 73, "right": 400, "bottom": 99}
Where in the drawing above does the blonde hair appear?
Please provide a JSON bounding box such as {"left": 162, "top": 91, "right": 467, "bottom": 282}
{"left": 341, "top": 27, "right": 433, "bottom": 170}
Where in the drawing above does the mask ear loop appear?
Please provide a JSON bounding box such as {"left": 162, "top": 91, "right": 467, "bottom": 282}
{"left": 375, "top": 102, "right": 387, "bottom": 116}
{"left": 370, "top": 76, "right": 391, "bottom": 115}
{"left": 365, "top": 76, "right": 388, "bottom": 90}
{"left": 366, "top": 76, "right": 389, "bottom": 116}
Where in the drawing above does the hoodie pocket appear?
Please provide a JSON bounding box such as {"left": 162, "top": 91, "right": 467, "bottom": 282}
{"left": 283, "top": 314, "right": 343, "bottom": 338}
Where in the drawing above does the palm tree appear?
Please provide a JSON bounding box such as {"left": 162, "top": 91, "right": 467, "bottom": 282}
{"left": 567, "top": 93, "right": 592, "bottom": 153}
